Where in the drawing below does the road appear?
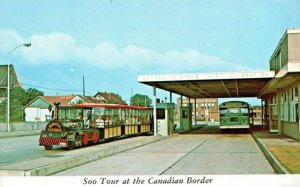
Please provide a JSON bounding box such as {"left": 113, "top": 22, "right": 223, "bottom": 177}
{"left": 53, "top": 129, "right": 275, "bottom": 175}
{"left": 0, "top": 126, "right": 275, "bottom": 175}
{"left": 0, "top": 135, "right": 66, "bottom": 166}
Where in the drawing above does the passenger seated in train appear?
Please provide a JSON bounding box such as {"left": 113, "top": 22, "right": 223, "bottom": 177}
{"left": 83, "top": 112, "right": 91, "bottom": 129}
{"left": 96, "top": 116, "right": 105, "bottom": 128}
{"left": 105, "top": 116, "right": 112, "bottom": 126}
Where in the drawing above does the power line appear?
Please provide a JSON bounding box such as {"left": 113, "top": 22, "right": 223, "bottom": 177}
{"left": 20, "top": 82, "right": 83, "bottom": 92}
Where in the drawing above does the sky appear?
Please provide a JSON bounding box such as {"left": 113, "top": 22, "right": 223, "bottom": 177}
{"left": 0, "top": 0, "right": 300, "bottom": 105}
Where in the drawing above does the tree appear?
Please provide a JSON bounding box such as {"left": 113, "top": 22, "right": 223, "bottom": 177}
{"left": 130, "top": 94, "right": 152, "bottom": 107}
{"left": 0, "top": 87, "right": 44, "bottom": 122}
{"left": 26, "top": 88, "right": 44, "bottom": 105}
{"left": 10, "top": 87, "right": 27, "bottom": 122}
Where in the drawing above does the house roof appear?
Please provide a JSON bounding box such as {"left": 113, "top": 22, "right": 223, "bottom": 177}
{"left": 80, "top": 95, "right": 101, "bottom": 103}
{"left": 24, "top": 95, "right": 75, "bottom": 108}
{"left": 94, "top": 92, "right": 127, "bottom": 105}
{"left": 0, "top": 65, "right": 22, "bottom": 88}
{"left": 25, "top": 95, "right": 104, "bottom": 109}
{"left": 40, "top": 95, "right": 75, "bottom": 107}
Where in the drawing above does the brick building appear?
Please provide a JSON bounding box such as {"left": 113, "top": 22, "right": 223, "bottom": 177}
{"left": 177, "top": 98, "right": 219, "bottom": 123}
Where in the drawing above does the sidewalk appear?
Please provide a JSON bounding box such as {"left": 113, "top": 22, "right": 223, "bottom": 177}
{"left": 252, "top": 131, "right": 300, "bottom": 174}
{"left": 0, "top": 135, "right": 166, "bottom": 176}
{"left": 0, "top": 130, "right": 41, "bottom": 139}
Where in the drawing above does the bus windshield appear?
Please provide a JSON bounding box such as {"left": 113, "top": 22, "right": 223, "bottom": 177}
{"left": 228, "top": 108, "right": 239, "bottom": 114}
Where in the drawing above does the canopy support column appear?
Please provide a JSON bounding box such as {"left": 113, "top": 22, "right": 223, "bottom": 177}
{"left": 194, "top": 98, "right": 197, "bottom": 126}
{"left": 153, "top": 86, "right": 157, "bottom": 136}
{"left": 277, "top": 93, "right": 282, "bottom": 134}
{"left": 180, "top": 95, "right": 183, "bottom": 130}
{"left": 298, "top": 85, "right": 300, "bottom": 140}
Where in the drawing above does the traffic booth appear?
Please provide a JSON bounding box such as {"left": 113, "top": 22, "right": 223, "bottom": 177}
{"left": 156, "top": 103, "right": 175, "bottom": 136}
{"left": 180, "top": 104, "right": 192, "bottom": 131}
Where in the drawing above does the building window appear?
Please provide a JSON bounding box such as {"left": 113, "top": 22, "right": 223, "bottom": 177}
{"left": 10, "top": 76, "right": 16, "bottom": 86}
{"left": 157, "top": 109, "right": 165, "bottom": 119}
{"left": 278, "top": 51, "right": 282, "bottom": 69}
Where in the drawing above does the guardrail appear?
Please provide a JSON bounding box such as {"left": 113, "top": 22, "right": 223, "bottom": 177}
{"left": 0, "top": 122, "right": 47, "bottom": 132}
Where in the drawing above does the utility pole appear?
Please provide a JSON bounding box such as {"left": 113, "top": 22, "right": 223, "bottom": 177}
{"left": 83, "top": 76, "right": 85, "bottom": 96}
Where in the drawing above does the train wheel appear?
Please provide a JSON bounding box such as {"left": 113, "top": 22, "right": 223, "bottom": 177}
{"left": 92, "top": 132, "right": 99, "bottom": 144}
{"left": 44, "top": 145, "right": 53, "bottom": 150}
{"left": 82, "top": 133, "right": 89, "bottom": 146}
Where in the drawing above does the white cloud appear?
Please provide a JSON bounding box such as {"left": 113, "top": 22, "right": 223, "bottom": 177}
{"left": 0, "top": 29, "right": 24, "bottom": 53}
{"left": 22, "top": 32, "right": 76, "bottom": 63}
{"left": 0, "top": 29, "right": 250, "bottom": 73}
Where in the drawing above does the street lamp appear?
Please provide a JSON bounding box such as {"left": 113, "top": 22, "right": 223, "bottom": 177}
{"left": 7, "top": 43, "right": 31, "bottom": 132}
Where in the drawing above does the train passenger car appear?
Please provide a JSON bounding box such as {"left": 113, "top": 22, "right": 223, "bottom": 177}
{"left": 219, "top": 101, "right": 250, "bottom": 129}
{"left": 39, "top": 102, "right": 153, "bottom": 150}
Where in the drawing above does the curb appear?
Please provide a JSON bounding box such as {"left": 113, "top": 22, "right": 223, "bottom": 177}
{"left": 252, "top": 133, "right": 290, "bottom": 174}
{"left": 0, "top": 132, "right": 41, "bottom": 139}
{"left": 23, "top": 136, "right": 166, "bottom": 176}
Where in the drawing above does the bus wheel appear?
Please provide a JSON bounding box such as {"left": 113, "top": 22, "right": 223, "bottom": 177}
{"left": 44, "top": 145, "right": 53, "bottom": 150}
{"left": 82, "top": 133, "right": 89, "bottom": 146}
{"left": 92, "top": 132, "right": 99, "bottom": 144}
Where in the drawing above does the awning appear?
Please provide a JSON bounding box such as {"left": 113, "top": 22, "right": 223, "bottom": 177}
{"left": 138, "top": 71, "right": 275, "bottom": 98}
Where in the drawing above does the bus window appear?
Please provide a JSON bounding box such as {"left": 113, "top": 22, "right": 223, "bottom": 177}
{"left": 228, "top": 108, "right": 239, "bottom": 114}
{"left": 219, "top": 108, "right": 228, "bottom": 114}
{"left": 240, "top": 107, "right": 249, "bottom": 114}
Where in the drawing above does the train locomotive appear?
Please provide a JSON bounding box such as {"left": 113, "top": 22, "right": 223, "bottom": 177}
{"left": 39, "top": 102, "right": 153, "bottom": 150}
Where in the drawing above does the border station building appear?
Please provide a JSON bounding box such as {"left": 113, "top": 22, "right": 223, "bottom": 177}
{"left": 138, "top": 28, "right": 300, "bottom": 141}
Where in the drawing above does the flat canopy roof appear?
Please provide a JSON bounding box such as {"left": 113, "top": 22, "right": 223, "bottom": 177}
{"left": 138, "top": 71, "right": 275, "bottom": 98}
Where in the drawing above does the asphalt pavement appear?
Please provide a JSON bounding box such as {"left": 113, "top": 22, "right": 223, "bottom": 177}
{"left": 0, "top": 127, "right": 299, "bottom": 175}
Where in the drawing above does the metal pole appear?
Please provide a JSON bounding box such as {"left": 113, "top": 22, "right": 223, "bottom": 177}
{"left": 180, "top": 95, "right": 183, "bottom": 130}
{"left": 7, "top": 54, "right": 10, "bottom": 132}
{"left": 7, "top": 43, "right": 31, "bottom": 132}
{"left": 205, "top": 98, "right": 208, "bottom": 122}
{"left": 261, "top": 99, "right": 264, "bottom": 126}
{"left": 153, "top": 86, "right": 157, "bottom": 136}
{"left": 277, "top": 93, "right": 282, "bottom": 134}
{"left": 194, "top": 98, "right": 197, "bottom": 125}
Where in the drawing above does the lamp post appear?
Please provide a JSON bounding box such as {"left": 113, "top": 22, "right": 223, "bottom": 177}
{"left": 7, "top": 43, "right": 31, "bottom": 132}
